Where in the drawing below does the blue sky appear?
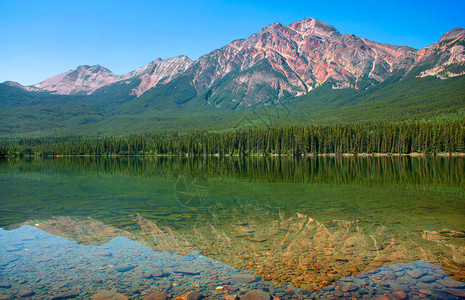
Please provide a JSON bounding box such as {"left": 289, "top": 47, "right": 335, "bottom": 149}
{"left": 1, "top": 0, "right": 464, "bottom": 85}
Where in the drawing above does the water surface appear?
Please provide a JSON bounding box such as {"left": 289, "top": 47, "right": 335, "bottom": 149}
{"left": 0, "top": 156, "right": 464, "bottom": 295}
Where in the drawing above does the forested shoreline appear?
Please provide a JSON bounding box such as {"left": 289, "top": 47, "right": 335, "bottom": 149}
{"left": 1, "top": 121, "right": 465, "bottom": 157}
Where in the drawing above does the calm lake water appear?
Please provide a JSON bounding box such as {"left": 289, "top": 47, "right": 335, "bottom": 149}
{"left": 1, "top": 156, "right": 465, "bottom": 299}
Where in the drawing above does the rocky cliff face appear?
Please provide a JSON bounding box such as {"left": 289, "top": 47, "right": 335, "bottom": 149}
{"left": 417, "top": 28, "right": 465, "bottom": 78}
{"left": 27, "top": 18, "right": 465, "bottom": 107}
{"left": 186, "top": 18, "right": 421, "bottom": 106}
{"left": 120, "top": 55, "right": 193, "bottom": 97}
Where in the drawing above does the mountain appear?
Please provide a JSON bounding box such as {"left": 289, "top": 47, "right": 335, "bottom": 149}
{"left": 415, "top": 27, "right": 465, "bottom": 78}
{"left": 2, "top": 81, "right": 41, "bottom": 93}
{"left": 181, "top": 18, "right": 418, "bottom": 107}
{"left": 1, "top": 18, "right": 465, "bottom": 136}
{"left": 33, "top": 65, "right": 119, "bottom": 95}
{"left": 24, "top": 18, "right": 465, "bottom": 109}
{"left": 170, "top": 18, "right": 464, "bottom": 107}
{"left": 31, "top": 56, "right": 193, "bottom": 97}
{"left": 118, "top": 56, "right": 193, "bottom": 97}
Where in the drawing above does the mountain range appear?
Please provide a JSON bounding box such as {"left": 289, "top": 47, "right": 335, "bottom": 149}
{"left": 1, "top": 17, "right": 465, "bottom": 136}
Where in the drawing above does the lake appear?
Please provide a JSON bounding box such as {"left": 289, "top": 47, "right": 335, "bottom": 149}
{"left": 1, "top": 156, "right": 465, "bottom": 299}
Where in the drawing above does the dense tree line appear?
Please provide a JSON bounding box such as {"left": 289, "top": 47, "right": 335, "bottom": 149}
{"left": 1, "top": 121, "right": 465, "bottom": 156}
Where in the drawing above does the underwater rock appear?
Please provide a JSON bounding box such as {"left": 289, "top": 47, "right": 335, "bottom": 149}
{"left": 143, "top": 269, "right": 170, "bottom": 278}
{"left": 341, "top": 283, "right": 358, "bottom": 292}
{"left": 114, "top": 265, "right": 136, "bottom": 272}
{"left": 18, "top": 290, "right": 34, "bottom": 297}
{"left": 406, "top": 270, "right": 426, "bottom": 279}
{"left": 91, "top": 290, "right": 128, "bottom": 300}
{"left": 231, "top": 274, "right": 258, "bottom": 284}
{"left": 144, "top": 292, "right": 168, "bottom": 300}
{"left": 390, "top": 291, "right": 408, "bottom": 300}
{"left": 175, "top": 291, "right": 201, "bottom": 300}
{"left": 241, "top": 290, "right": 270, "bottom": 300}
{"left": 172, "top": 270, "right": 200, "bottom": 275}
{"left": 418, "top": 275, "right": 436, "bottom": 283}
{"left": 444, "top": 288, "right": 465, "bottom": 297}
{"left": 50, "top": 291, "right": 80, "bottom": 299}
{"left": 437, "top": 278, "right": 465, "bottom": 288}
{"left": 419, "top": 289, "right": 432, "bottom": 295}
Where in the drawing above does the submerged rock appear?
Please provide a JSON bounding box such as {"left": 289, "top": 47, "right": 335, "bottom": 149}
{"left": 231, "top": 274, "right": 258, "bottom": 284}
{"left": 143, "top": 269, "right": 170, "bottom": 278}
{"left": 444, "top": 288, "right": 465, "bottom": 297}
{"left": 390, "top": 291, "right": 408, "bottom": 300}
{"left": 175, "top": 291, "right": 201, "bottom": 300}
{"left": 18, "top": 290, "right": 34, "bottom": 297}
{"left": 341, "top": 283, "right": 358, "bottom": 292}
{"left": 172, "top": 270, "right": 200, "bottom": 275}
{"left": 144, "top": 292, "right": 168, "bottom": 300}
{"left": 241, "top": 290, "right": 271, "bottom": 300}
{"left": 51, "top": 291, "right": 80, "bottom": 299}
{"left": 438, "top": 278, "right": 465, "bottom": 288}
{"left": 114, "top": 265, "right": 136, "bottom": 272}
{"left": 91, "top": 290, "right": 128, "bottom": 300}
{"left": 406, "top": 270, "right": 426, "bottom": 279}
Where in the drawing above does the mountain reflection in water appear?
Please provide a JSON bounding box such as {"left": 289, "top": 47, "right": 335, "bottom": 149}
{"left": 0, "top": 156, "right": 464, "bottom": 296}
{"left": 1, "top": 225, "right": 465, "bottom": 299}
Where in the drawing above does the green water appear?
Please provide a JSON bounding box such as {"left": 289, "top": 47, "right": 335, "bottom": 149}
{"left": 1, "top": 156, "right": 464, "bottom": 289}
{"left": 1, "top": 156, "right": 464, "bottom": 228}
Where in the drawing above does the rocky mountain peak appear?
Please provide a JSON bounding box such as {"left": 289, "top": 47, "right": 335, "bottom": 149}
{"left": 33, "top": 65, "right": 119, "bottom": 95}
{"left": 121, "top": 55, "right": 194, "bottom": 97}
{"left": 73, "top": 65, "right": 113, "bottom": 75}
{"left": 288, "top": 17, "right": 341, "bottom": 38}
{"left": 177, "top": 55, "right": 191, "bottom": 60}
{"left": 31, "top": 56, "right": 193, "bottom": 96}
{"left": 259, "top": 22, "right": 284, "bottom": 34}
{"left": 164, "top": 55, "right": 193, "bottom": 64}
{"left": 142, "top": 56, "right": 192, "bottom": 69}
{"left": 439, "top": 28, "right": 465, "bottom": 42}
{"left": 418, "top": 27, "right": 465, "bottom": 78}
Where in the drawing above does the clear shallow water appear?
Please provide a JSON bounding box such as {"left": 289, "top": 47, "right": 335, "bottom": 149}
{"left": 0, "top": 156, "right": 464, "bottom": 298}
{"left": 1, "top": 225, "right": 465, "bottom": 299}
{"left": 1, "top": 225, "right": 309, "bottom": 299}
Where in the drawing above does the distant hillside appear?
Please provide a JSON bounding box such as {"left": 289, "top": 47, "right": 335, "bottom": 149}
{"left": 1, "top": 74, "right": 464, "bottom": 136}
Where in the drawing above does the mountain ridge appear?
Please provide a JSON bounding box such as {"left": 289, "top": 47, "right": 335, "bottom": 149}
{"left": 29, "top": 56, "right": 194, "bottom": 97}
{"left": 1, "top": 17, "right": 464, "bottom": 136}
{"left": 8, "top": 18, "right": 462, "bottom": 109}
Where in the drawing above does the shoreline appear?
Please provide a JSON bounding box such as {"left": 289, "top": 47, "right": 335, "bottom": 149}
{"left": 2, "top": 152, "right": 465, "bottom": 158}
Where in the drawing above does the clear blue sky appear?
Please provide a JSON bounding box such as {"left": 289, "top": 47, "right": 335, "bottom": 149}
{"left": 1, "top": 0, "right": 464, "bottom": 85}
